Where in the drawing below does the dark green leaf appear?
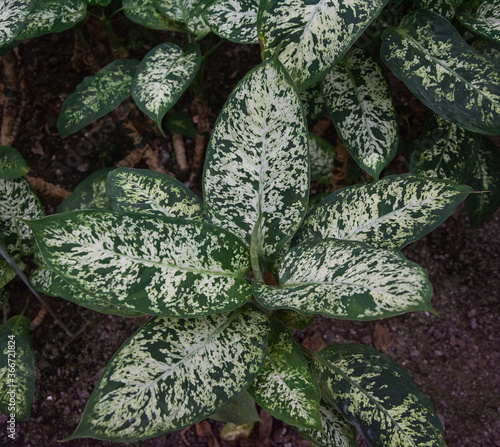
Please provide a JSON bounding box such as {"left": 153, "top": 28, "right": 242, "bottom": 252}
{"left": 0, "top": 146, "right": 29, "bottom": 180}
{"left": 210, "top": 390, "right": 261, "bottom": 425}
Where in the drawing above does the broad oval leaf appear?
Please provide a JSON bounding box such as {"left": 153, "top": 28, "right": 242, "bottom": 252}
{"left": 293, "top": 174, "right": 472, "bottom": 250}
{"left": 410, "top": 0, "right": 460, "bottom": 21}
{"left": 106, "top": 167, "right": 204, "bottom": 220}
{"left": 16, "top": 0, "right": 87, "bottom": 40}
{"left": 248, "top": 320, "right": 321, "bottom": 430}
{"left": 381, "top": 9, "right": 500, "bottom": 135}
{"left": 308, "top": 133, "right": 335, "bottom": 184}
{"left": 153, "top": 0, "right": 210, "bottom": 36}
{"left": 410, "top": 112, "right": 481, "bottom": 183}
{"left": 122, "top": 0, "right": 185, "bottom": 31}
{"left": 203, "top": 0, "right": 259, "bottom": 44}
{"left": 0, "top": 146, "right": 29, "bottom": 179}
{"left": 210, "top": 390, "right": 261, "bottom": 425}
{"left": 0, "top": 0, "right": 34, "bottom": 47}
{"left": 58, "top": 59, "right": 140, "bottom": 138}
{"left": 312, "top": 344, "right": 445, "bottom": 446}
{"left": 0, "top": 316, "right": 35, "bottom": 421}
{"left": 322, "top": 48, "right": 399, "bottom": 180}
{"left": 28, "top": 211, "right": 252, "bottom": 317}
{"left": 258, "top": 0, "right": 389, "bottom": 90}
{"left": 253, "top": 239, "right": 433, "bottom": 320}
{"left": 67, "top": 308, "right": 271, "bottom": 442}
{"left": 457, "top": 0, "right": 500, "bottom": 44}
{"left": 203, "top": 57, "right": 309, "bottom": 263}
{"left": 294, "top": 401, "right": 357, "bottom": 447}
{"left": 131, "top": 43, "right": 201, "bottom": 131}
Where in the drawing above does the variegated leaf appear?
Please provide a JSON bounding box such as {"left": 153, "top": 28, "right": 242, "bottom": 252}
{"left": 322, "top": 48, "right": 399, "bottom": 180}
{"left": 58, "top": 59, "right": 139, "bottom": 138}
{"left": 203, "top": 57, "right": 309, "bottom": 263}
{"left": 248, "top": 320, "right": 321, "bottom": 429}
{"left": 381, "top": 9, "right": 500, "bottom": 135}
{"left": 16, "top": 0, "right": 87, "bottom": 40}
{"left": 203, "top": 0, "right": 259, "bottom": 44}
{"left": 165, "top": 111, "right": 197, "bottom": 138}
{"left": 0, "top": 260, "right": 16, "bottom": 289}
{"left": 58, "top": 168, "right": 113, "bottom": 213}
{"left": 300, "top": 82, "right": 326, "bottom": 123}
{"left": 210, "top": 390, "right": 261, "bottom": 424}
{"left": 0, "top": 0, "right": 34, "bottom": 47}
{"left": 66, "top": 308, "right": 271, "bottom": 441}
{"left": 458, "top": 0, "right": 500, "bottom": 45}
{"left": 312, "top": 344, "right": 445, "bottom": 446}
{"left": 0, "top": 146, "right": 29, "bottom": 180}
{"left": 106, "top": 167, "right": 204, "bottom": 220}
{"left": 293, "top": 402, "right": 357, "bottom": 447}
{"left": 28, "top": 211, "right": 252, "bottom": 317}
{"left": 0, "top": 178, "right": 44, "bottom": 258}
{"left": 153, "top": 0, "right": 210, "bottom": 36}
{"left": 253, "top": 239, "right": 433, "bottom": 320}
{"left": 308, "top": 133, "right": 335, "bottom": 184}
{"left": 466, "top": 137, "right": 500, "bottom": 226}
{"left": 410, "top": 112, "right": 481, "bottom": 183}
{"left": 86, "top": 0, "right": 111, "bottom": 5}
{"left": 258, "top": 0, "right": 389, "bottom": 90}
{"left": 122, "top": 0, "right": 185, "bottom": 31}
{"left": 273, "top": 309, "right": 314, "bottom": 330}
{"left": 131, "top": 43, "right": 201, "bottom": 130}
{"left": 293, "top": 174, "right": 472, "bottom": 250}
{"left": 0, "top": 316, "right": 35, "bottom": 421}
{"left": 410, "top": 0, "right": 461, "bottom": 21}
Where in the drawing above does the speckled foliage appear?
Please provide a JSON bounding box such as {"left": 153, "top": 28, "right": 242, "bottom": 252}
{"left": 122, "top": 0, "right": 185, "bottom": 31}
{"left": 154, "top": 0, "right": 210, "bottom": 36}
{"left": 258, "top": 0, "right": 389, "bottom": 90}
{"left": 410, "top": 0, "right": 462, "bottom": 21}
{"left": 458, "top": 0, "right": 500, "bottom": 44}
{"left": 313, "top": 344, "right": 446, "bottom": 446}
{"left": 0, "top": 146, "right": 29, "bottom": 180}
{"left": 0, "top": 0, "right": 34, "bottom": 47}
{"left": 382, "top": 9, "right": 500, "bottom": 135}
{"left": 67, "top": 308, "right": 271, "bottom": 442}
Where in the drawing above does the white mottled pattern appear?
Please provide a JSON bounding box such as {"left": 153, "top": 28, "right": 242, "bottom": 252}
{"left": 0, "top": 0, "right": 33, "bottom": 45}
{"left": 308, "top": 133, "right": 335, "bottom": 184}
{"left": 123, "top": 0, "right": 182, "bottom": 30}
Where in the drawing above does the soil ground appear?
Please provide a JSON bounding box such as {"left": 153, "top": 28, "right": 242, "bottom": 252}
{"left": 0, "top": 14, "right": 499, "bottom": 447}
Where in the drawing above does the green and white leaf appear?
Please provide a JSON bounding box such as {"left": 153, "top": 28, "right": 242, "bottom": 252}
{"left": 258, "top": 0, "right": 389, "bottom": 90}
{"left": 273, "top": 309, "right": 314, "bottom": 330}
{"left": 300, "top": 82, "right": 326, "bottom": 122}
{"left": 122, "top": 0, "right": 185, "bottom": 31}
{"left": 309, "top": 133, "right": 335, "bottom": 184}
{"left": 0, "top": 316, "right": 35, "bottom": 421}
{"left": 16, "top": 0, "right": 87, "bottom": 40}
{"left": 248, "top": 320, "right": 321, "bottom": 429}
{"left": 410, "top": 0, "right": 461, "bottom": 21}
{"left": 466, "top": 137, "right": 500, "bottom": 226}
{"left": 86, "top": 0, "right": 111, "bottom": 6}
{"left": 210, "top": 390, "right": 261, "bottom": 425}
{"left": 410, "top": 112, "right": 481, "bottom": 183}
{"left": 203, "top": 57, "right": 309, "bottom": 263}
{"left": 67, "top": 308, "right": 271, "bottom": 442}
{"left": 253, "top": 239, "right": 433, "bottom": 320}
{"left": 131, "top": 43, "right": 201, "bottom": 130}
{"left": 312, "top": 344, "right": 445, "bottom": 446}
{"left": 293, "top": 402, "right": 357, "bottom": 447}
{"left": 58, "top": 168, "right": 113, "bottom": 213}
{"left": 0, "top": 0, "right": 34, "bottom": 47}
{"left": 0, "top": 260, "right": 16, "bottom": 289}
{"left": 0, "top": 146, "right": 29, "bottom": 179}
{"left": 458, "top": 0, "right": 500, "bottom": 45}
{"left": 153, "top": 0, "right": 210, "bottom": 36}
{"left": 293, "top": 174, "right": 472, "bottom": 250}
{"left": 203, "top": 0, "right": 259, "bottom": 44}
{"left": 381, "top": 9, "right": 500, "bottom": 135}
{"left": 106, "top": 167, "right": 204, "bottom": 220}
{"left": 28, "top": 211, "right": 252, "bottom": 317}
{"left": 58, "top": 59, "right": 139, "bottom": 138}
{"left": 322, "top": 48, "right": 398, "bottom": 180}
{"left": 165, "top": 112, "right": 197, "bottom": 138}
{"left": 0, "top": 178, "right": 44, "bottom": 257}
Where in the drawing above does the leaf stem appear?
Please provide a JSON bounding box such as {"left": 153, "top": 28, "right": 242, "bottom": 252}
{"left": 202, "top": 39, "right": 225, "bottom": 61}
{"left": 251, "top": 218, "right": 264, "bottom": 283}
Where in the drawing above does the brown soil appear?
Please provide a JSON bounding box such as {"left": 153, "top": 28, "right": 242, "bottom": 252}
{"left": 0, "top": 16, "right": 499, "bottom": 447}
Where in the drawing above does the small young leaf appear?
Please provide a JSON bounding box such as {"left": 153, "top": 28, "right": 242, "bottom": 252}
{"left": 457, "top": 0, "right": 500, "bottom": 45}
{"left": 293, "top": 174, "right": 472, "bottom": 250}
{"left": 410, "top": 112, "right": 481, "bottom": 183}
{"left": 165, "top": 112, "right": 197, "bottom": 138}
{"left": 67, "top": 308, "right": 271, "bottom": 442}
{"left": 203, "top": 57, "right": 309, "bottom": 263}
{"left": 381, "top": 9, "right": 500, "bottom": 135}
{"left": 57, "top": 167, "right": 113, "bottom": 213}
{"left": 210, "top": 390, "right": 261, "bottom": 425}
{"left": 131, "top": 43, "right": 201, "bottom": 131}
{"left": 16, "top": 0, "right": 87, "bottom": 40}
{"left": 0, "top": 0, "right": 35, "bottom": 47}
{"left": 203, "top": 0, "right": 259, "bottom": 44}
{"left": 308, "top": 133, "right": 335, "bottom": 184}
{"left": 293, "top": 402, "right": 357, "bottom": 447}
{"left": 58, "top": 59, "right": 139, "bottom": 138}
{"left": 0, "top": 260, "right": 16, "bottom": 289}
{"left": 248, "top": 320, "right": 321, "bottom": 429}
{"left": 312, "top": 344, "right": 445, "bottom": 446}
{"left": 106, "top": 167, "right": 204, "bottom": 220}
{"left": 273, "top": 309, "right": 314, "bottom": 330}
{"left": 29, "top": 211, "right": 252, "bottom": 317}
{"left": 0, "top": 316, "right": 35, "bottom": 421}
{"left": 253, "top": 239, "right": 433, "bottom": 320}
{"left": 0, "top": 146, "right": 29, "bottom": 179}
{"left": 322, "top": 48, "right": 399, "bottom": 180}
{"left": 123, "top": 0, "right": 185, "bottom": 31}
{"left": 258, "top": 0, "right": 389, "bottom": 90}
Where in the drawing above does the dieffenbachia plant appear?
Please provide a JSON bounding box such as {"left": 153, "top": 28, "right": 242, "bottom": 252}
{"left": 27, "top": 56, "right": 471, "bottom": 445}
